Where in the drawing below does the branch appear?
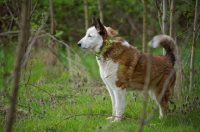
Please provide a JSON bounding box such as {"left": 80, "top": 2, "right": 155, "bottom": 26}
{"left": 4, "top": 0, "right": 21, "bottom": 29}
{"left": 20, "top": 12, "right": 49, "bottom": 67}
{"left": 30, "top": 0, "right": 39, "bottom": 17}
{"left": 144, "top": 69, "right": 175, "bottom": 124}
{"left": 183, "top": 0, "right": 195, "bottom": 7}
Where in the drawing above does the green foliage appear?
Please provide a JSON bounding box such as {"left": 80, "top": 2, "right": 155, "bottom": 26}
{"left": 1, "top": 47, "right": 200, "bottom": 131}
{"left": 1, "top": 0, "right": 200, "bottom": 131}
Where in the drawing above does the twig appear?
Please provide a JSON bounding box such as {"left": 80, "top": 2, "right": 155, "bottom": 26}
{"left": 137, "top": 47, "right": 152, "bottom": 132}
{"left": 51, "top": 113, "right": 160, "bottom": 131}
{"left": 4, "top": 0, "right": 21, "bottom": 29}
{"left": 183, "top": 0, "right": 195, "bottom": 7}
{"left": 27, "top": 84, "right": 68, "bottom": 112}
{"left": 30, "top": 0, "right": 39, "bottom": 17}
{"left": 20, "top": 11, "right": 49, "bottom": 67}
{"left": 145, "top": 69, "right": 175, "bottom": 124}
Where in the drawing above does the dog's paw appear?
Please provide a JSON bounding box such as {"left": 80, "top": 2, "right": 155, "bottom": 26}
{"left": 112, "top": 117, "right": 122, "bottom": 122}
{"left": 106, "top": 116, "right": 114, "bottom": 120}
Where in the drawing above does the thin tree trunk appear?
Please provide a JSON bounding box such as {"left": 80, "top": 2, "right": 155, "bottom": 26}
{"left": 84, "top": 0, "right": 88, "bottom": 30}
{"left": 5, "top": 0, "right": 30, "bottom": 131}
{"left": 137, "top": 48, "right": 152, "bottom": 132}
{"left": 97, "top": 0, "right": 103, "bottom": 23}
{"left": 138, "top": 2, "right": 149, "bottom": 130}
{"left": 50, "top": 0, "right": 56, "bottom": 34}
{"left": 162, "top": 0, "right": 167, "bottom": 55}
{"left": 190, "top": 0, "right": 199, "bottom": 93}
{"left": 170, "top": 0, "right": 175, "bottom": 38}
{"left": 142, "top": 0, "right": 147, "bottom": 53}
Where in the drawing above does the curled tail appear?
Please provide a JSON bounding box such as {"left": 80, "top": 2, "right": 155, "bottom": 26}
{"left": 149, "top": 34, "right": 178, "bottom": 66}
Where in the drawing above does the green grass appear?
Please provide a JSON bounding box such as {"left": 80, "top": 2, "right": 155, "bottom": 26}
{"left": 0, "top": 45, "right": 200, "bottom": 132}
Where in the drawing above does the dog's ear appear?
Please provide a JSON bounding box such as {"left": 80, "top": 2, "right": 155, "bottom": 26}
{"left": 92, "top": 16, "right": 105, "bottom": 35}
{"left": 107, "top": 27, "right": 118, "bottom": 37}
{"left": 96, "top": 19, "right": 106, "bottom": 35}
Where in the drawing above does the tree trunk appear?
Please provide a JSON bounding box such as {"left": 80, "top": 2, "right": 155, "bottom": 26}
{"left": 5, "top": 0, "right": 30, "bottom": 131}
{"left": 84, "top": 0, "right": 88, "bottom": 30}
{"left": 138, "top": 1, "right": 149, "bottom": 131}
{"left": 97, "top": 0, "right": 103, "bottom": 23}
{"left": 162, "top": 0, "right": 167, "bottom": 55}
{"left": 142, "top": 0, "right": 147, "bottom": 53}
{"left": 189, "top": 0, "right": 199, "bottom": 93}
{"left": 50, "top": 0, "right": 56, "bottom": 35}
{"left": 170, "top": 0, "right": 175, "bottom": 38}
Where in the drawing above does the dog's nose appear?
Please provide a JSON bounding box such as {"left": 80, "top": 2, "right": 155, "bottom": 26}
{"left": 77, "top": 42, "right": 81, "bottom": 47}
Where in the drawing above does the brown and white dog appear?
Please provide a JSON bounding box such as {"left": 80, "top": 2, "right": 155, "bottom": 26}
{"left": 77, "top": 16, "right": 177, "bottom": 121}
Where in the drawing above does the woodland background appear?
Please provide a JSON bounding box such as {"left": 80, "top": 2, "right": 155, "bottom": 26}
{"left": 0, "top": 0, "right": 200, "bottom": 132}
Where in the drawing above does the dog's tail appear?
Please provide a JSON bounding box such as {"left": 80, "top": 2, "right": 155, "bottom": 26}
{"left": 149, "top": 34, "right": 178, "bottom": 66}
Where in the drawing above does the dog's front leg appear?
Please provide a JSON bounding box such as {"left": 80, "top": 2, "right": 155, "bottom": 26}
{"left": 112, "top": 88, "right": 126, "bottom": 121}
{"left": 101, "top": 77, "right": 116, "bottom": 120}
{"left": 106, "top": 87, "right": 116, "bottom": 120}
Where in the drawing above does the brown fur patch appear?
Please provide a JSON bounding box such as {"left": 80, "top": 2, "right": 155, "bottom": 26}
{"left": 101, "top": 33, "right": 176, "bottom": 114}
{"left": 107, "top": 27, "right": 118, "bottom": 36}
{"left": 114, "top": 37, "right": 124, "bottom": 42}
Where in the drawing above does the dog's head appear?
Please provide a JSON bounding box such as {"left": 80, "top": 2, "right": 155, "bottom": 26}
{"left": 77, "top": 16, "right": 118, "bottom": 53}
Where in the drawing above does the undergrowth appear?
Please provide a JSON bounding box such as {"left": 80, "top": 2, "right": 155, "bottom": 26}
{"left": 0, "top": 43, "right": 200, "bottom": 132}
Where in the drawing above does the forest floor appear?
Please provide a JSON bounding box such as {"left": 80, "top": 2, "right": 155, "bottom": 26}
{"left": 0, "top": 44, "right": 200, "bottom": 132}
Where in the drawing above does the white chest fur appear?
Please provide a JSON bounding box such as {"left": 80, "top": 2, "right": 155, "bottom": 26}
{"left": 96, "top": 57, "right": 118, "bottom": 80}
{"left": 96, "top": 56, "right": 126, "bottom": 121}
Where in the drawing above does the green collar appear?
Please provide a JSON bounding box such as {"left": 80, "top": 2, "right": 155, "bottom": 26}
{"left": 95, "top": 38, "right": 114, "bottom": 57}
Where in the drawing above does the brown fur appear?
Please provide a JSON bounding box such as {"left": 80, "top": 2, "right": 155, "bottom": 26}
{"left": 100, "top": 27, "right": 176, "bottom": 116}
{"left": 89, "top": 17, "right": 177, "bottom": 118}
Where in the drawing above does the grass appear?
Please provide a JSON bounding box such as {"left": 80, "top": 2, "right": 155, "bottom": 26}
{"left": 0, "top": 44, "right": 200, "bottom": 132}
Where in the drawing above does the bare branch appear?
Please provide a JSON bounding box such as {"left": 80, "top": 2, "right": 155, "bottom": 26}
{"left": 20, "top": 12, "right": 49, "bottom": 67}
{"left": 145, "top": 69, "right": 175, "bottom": 124}
{"left": 137, "top": 47, "right": 152, "bottom": 132}
{"left": 30, "top": 0, "right": 39, "bottom": 17}
{"left": 183, "top": 0, "right": 195, "bottom": 7}
{"left": 4, "top": 0, "right": 21, "bottom": 29}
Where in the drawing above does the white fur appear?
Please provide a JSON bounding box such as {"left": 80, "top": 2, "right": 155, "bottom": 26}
{"left": 78, "top": 26, "right": 103, "bottom": 52}
{"left": 78, "top": 26, "right": 128, "bottom": 121}
{"left": 149, "top": 35, "right": 161, "bottom": 48}
{"left": 105, "top": 27, "right": 114, "bottom": 37}
{"left": 97, "top": 57, "right": 126, "bottom": 121}
{"left": 122, "top": 41, "right": 130, "bottom": 46}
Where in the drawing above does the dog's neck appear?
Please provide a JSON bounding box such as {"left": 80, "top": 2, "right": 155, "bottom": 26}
{"left": 95, "top": 37, "right": 114, "bottom": 57}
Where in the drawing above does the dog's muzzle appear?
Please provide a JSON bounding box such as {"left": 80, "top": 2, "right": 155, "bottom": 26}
{"left": 77, "top": 42, "right": 82, "bottom": 47}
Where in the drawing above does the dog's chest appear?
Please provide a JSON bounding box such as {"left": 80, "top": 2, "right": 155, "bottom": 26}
{"left": 96, "top": 57, "right": 118, "bottom": 79}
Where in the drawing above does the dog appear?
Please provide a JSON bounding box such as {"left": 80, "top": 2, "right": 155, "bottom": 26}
{"left": 77, "top": 16, "right": 177, "bottom": 121}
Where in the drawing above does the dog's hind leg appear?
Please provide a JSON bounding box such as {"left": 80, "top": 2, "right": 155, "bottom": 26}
{"left": 155, "top": 75, "right": 173, "bottom": 118}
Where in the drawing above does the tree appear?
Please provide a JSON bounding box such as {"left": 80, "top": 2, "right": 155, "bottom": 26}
{"left": 97, "top": 0, "right": 103, "bottom": 23}
{"left": 170, "top": 0, "right": 175, "bottom": 38}
{"left": 142, "top": 0, "right": 147, "bottom": 53}
{"left": 50, "top": 0, "right": 56, "bottom": 35}
{"left": 84, "top": 0, "right": 88, "bottom": 30}
{"left": 190, "top": 0, "right": 199, "bottom": 93}
{"left": 5, "top": 0, "right": 30, "bottom": 131}
{"left": 162, "top": 0, "right": 167, "bottom": 55}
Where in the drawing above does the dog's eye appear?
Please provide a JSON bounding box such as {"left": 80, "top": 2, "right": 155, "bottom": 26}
{"left": 88, "top": 34, "right": 92, "bottom": 37}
